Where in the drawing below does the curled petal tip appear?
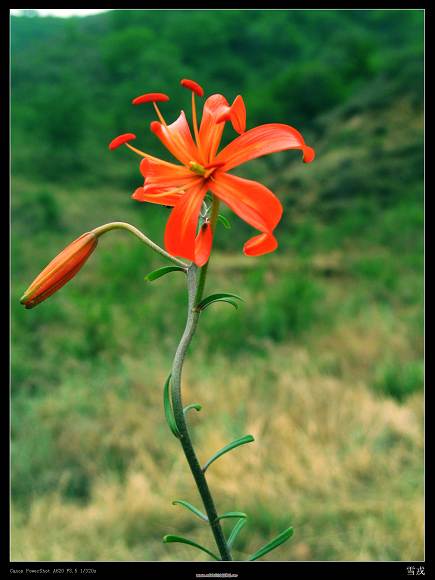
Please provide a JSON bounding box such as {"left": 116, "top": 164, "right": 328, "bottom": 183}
{"left": 243, "top": 232, "right": 278, "bottom": 257}
{"left": 131, "top": 187, "right": 146, "bottom": 201}
{"left": 194, "top": 222, "right": 213, "bottom": 267}
{"left": 216, "top": 110, "right": 231, "bottom": 124}
{"left": 216, "top": 96, "right": 246, "bottom": 133}
{"left": 303, "top": 146, "right": 315, "bottom": 163}
{"left": 180, "top": 78, "right": 204, "bottom": 97}
{"left": 109, "top": 133, "right": 136, "bottom": 150}
{"left": 230, "top": 95, "right": 246, "bottom": 134}
{"left": 132, "top": 92, "right": 170, "bottom": 105}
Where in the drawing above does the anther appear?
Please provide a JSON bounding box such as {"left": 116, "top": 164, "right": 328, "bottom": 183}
{"left": 132, "top": 93, "right": 170, "bottom": 105}
{"left": 109, "top": 133, "right": 137, "bottom": 150}
{"left": 189, "top": 161, "right": 206, "bottom": 176}
{"left": 180, "top": 79, "right": 204, "bottom": 97}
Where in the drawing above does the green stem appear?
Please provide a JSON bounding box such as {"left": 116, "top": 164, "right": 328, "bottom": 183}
{"left": 169, "top": 196, "right": 232, "bottom": 561}
{"left": 91, "top": 221, "right": 187, "bottom": 268}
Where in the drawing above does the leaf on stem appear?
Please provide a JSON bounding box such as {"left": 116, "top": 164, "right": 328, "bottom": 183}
{"left": 217, "top": 214, "right": 231, "bottom": 229}
{"left": 145, "top": 265, "right": 186, "bottom": 282}
{"left": 202, "top": 435, "right": 255, "bottom": 472}
{"left": 248, "top": 526, "right": 294, "bottom": 561}
{"left": 172, "top": 500, "right": 208, "bottom": 522}
{"left": 227, "top": 517, "right": 248, "bottom": 549}
{"left": 217, "top": 511, "right": 248, "bottom": 521}
{"left": 197, "top": 292, "right": 244, "bottom": 312}
{"left": 183, "top": 403, "right": 202, "bottom": 416}
{"left": 163, "top": 535, "right": 220, "bottom": 561}
{"left": 163, "top": 374, "right": 181, "bottom": 438}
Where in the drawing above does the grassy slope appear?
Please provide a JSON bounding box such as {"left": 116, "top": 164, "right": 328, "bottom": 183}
{"left": 11, "top": 82, "right": 423, "bottom": 561}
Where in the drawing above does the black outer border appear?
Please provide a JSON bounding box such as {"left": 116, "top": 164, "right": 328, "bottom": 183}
{"left": 4, "top": 3, "right": 428, "bottom": 579}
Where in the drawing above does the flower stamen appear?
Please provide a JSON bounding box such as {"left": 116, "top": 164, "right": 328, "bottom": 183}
{"left": 191, "top": 93, "right": 201, "bottom": 148}
{"left": 180, "top": 79, "right": 206, "bottom": 163}
{"left": 132, "top": 92, "right": 171, "bottom": 127}
{"left": 125, "top": 142, "right": 148, "bottom": 157}
{"left": 153, "top": 102, "right": 168, "bottom": 127}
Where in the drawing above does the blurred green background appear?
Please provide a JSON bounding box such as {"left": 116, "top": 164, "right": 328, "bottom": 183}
{"left": 11, "top": 9, "right": 423, "bottom": 561}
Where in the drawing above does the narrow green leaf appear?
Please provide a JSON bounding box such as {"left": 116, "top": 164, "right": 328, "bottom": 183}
{"left": 248, "top": 526, "right": 294, "bottom": 561}
{"left": 145, "top": 265, "right": 186, "bottom": 282}
{"left": 227, "top": 517, "right": 248, "bottom": 549}
{"left": 163, "top": 535, "right": 220, "bottom": 561}
{"left": 172, "top": 500, "right": 208, "bottom": 522}
{"left": 202, "top": 435, "right": 255, "bottom": 472}
{"left": 183, "top": 403, "right": 202, "bottom": 416}
{"left": 163, "top": 374, "right": 180, "bottom": 438}
{"left": 217, "top": 214, "right": 231, "bottom": 229}
{"left": 201, "top": 297, "right": 240, "bottom": 311}
{"left": 198, "top": 292, "right": 243, "bottom": 311}
{"left": 217, "top": 511, "right": 247, "bottom": 521}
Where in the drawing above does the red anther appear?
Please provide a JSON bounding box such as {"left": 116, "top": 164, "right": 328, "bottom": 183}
{"left": 132, "top": 93, "right": 170, "bottom": 105}
{"left": 180, "top": 79, "right": 204, "bottom": 97}
{"left": 150, "top": 121, "right": 162, "bottom": 135}
{"left": 109, "top": 133, "right": 137, "bottom": 150}
{"left": 302, "top": 146, "right": 316, "bottom": 163}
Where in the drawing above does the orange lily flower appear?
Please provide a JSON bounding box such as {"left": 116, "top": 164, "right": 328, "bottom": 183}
{"left": 109, "top": 79, "right": 315, "bottom": 266}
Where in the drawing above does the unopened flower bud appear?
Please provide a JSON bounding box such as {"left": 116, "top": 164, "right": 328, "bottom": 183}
{"left": 20, "top": 232, "right": 98, "bottom": 309}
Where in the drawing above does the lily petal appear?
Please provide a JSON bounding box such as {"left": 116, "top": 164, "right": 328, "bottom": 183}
{"left": 243, "top": 232, "right": 278, "bottom": 256}
{"left": 164, "top": 182, "right": 208, "bottom": 262}
{"left": 229, "top": 95, "right": 246, "bottom": 134}
{"left": 151, "top": 111, "right": 199, "bottom": 166}
{"left": 209, "top": 172, "right": 283, "bottom": 233}
{"left": 199, "top": 94, "right": 231, "bottom": 163}
{"left": 140, "top": 157, "right": 199, "bottom": 189}
{"left": 132, "top": 186, "right": 182, "bottom": 207}
{"left": 215, "top": 123, "right": 314, "bottom": 171}
{"left": 194, "top": 223, "right": 213, "bottom": 267}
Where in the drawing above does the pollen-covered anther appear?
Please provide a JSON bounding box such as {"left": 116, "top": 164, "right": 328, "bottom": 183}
{"left": 132, "top": 93, "right": 170, "bottom": 105}
{"left": 109, "top": 133, "right": 137, "bottom": 150}
{"left": 189, "top": 161, "right": 206, "bottom": 176}
{"left": 180, "top": 79, "right": 204, "bottom": 97}
{"left": 302, "top": 146, "right": 316, "bottom": 163}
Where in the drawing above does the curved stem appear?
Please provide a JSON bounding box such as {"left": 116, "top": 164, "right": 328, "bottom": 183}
{"left": 91, "top": 221, "right": 187, "bottom": 268}
{"left": 169, "top": 196, "right": 232, "bottom": 561}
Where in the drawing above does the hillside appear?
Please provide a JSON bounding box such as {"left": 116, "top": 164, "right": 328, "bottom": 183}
{"left": 11, "top": 9, "right": 424, "bottom": 562}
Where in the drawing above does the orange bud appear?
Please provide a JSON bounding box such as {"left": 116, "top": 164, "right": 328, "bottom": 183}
{"left": 20, "top": 232, "right": 98, "bottom": 309}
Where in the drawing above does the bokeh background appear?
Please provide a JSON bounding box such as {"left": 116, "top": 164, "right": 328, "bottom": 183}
{"left": 11, "top": 9, "right": 424, "bottom": 561}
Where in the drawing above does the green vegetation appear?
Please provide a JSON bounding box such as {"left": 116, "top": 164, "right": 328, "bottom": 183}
{"left": 11, "top": 9, "right": 423, "bottom": 561}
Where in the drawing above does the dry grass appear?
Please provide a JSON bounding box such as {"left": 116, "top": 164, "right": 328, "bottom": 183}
{"left": 11, "top": 321, "right": 423, "bottom": 561}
